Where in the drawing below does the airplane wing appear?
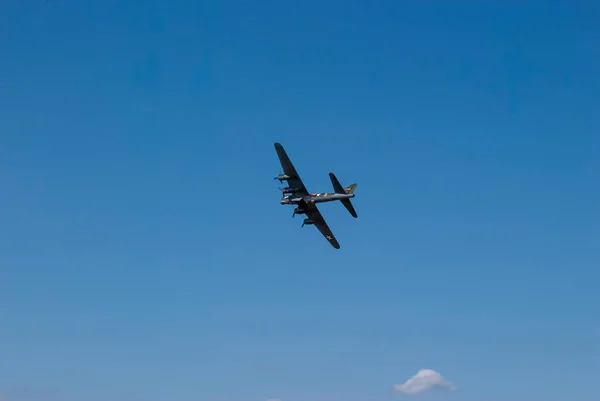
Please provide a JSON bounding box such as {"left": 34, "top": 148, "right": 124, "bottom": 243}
{"left": 274, "top": 142, "right": 309, "bottom": 196}
{"left": 302, "top": 201, "right": 341, "bottom": 249}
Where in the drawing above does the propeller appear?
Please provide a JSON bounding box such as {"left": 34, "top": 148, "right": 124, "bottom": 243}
{"left": 274, "top": 171, "right": 291, "bottom": 182}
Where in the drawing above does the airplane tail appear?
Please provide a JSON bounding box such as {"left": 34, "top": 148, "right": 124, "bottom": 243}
{"left": 344, "top": 183, "right": 357, "bottom": 194}
{"left": 329, "top": 173, "right": 358, "bottom": 218}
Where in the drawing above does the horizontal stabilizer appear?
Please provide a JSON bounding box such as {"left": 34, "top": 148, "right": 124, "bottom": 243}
{"left": 341, "top": 199, "right": 358, "bottom": 218}
{"left": 329, "top": 172, "right": 345, "bottom": 194}
{"left": 329, "top": 172, "right": 358, "bottom": 218}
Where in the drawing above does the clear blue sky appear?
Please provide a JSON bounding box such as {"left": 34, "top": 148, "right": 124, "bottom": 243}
{"left": 1, "top": 1, "right": 599, "bottom": 401}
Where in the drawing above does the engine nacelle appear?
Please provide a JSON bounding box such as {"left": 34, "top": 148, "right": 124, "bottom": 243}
{"left": 294, "top": 208, "right": 306, "bottom": 215}
{"left": 303, "top": 218, "right": 314, "bottom": 225}
{"left": 276, "top": 174, "right": 290, "bottom": 182}
{"left": 281, "top": 187, "right": 297, "bottom": 193}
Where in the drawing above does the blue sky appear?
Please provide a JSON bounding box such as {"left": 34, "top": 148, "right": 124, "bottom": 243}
{"left": 1, "top": 1, "right": 599, "bottom": 400}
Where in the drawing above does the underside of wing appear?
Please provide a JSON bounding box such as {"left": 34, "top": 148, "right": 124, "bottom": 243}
{"left": 304, "top": 202, "right": 340, "bottom": 249}
{"left": 274, "top": 142, "right": 309, "bottom": 196}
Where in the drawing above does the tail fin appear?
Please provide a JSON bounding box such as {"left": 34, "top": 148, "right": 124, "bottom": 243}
{"left": 329, "top": 173, "right": 358, "bottom": 218}
{"left": 344, "top": 183, "right": 357, "bottom": 194}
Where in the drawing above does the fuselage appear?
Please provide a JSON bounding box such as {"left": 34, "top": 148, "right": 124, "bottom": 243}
{"left": 280, "top": 192, "right": 355, "bottom": 205}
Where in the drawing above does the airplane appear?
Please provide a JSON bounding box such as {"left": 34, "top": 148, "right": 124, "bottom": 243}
{"left": 273, "top": 141, "right": 358, "bottom": 249}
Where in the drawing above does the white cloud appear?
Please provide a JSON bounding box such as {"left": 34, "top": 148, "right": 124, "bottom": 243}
{"left": 393, "top": 368, "right": 457, "bottom": 395}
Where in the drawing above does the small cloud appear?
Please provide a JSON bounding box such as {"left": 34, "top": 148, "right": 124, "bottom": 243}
{"left": 393, "top": 368, "right": 457, "bottom": 395}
